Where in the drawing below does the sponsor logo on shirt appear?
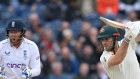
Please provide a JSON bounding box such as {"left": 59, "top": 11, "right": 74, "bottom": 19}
{"left": 5, "top": 51, "right": 10, "bottom": 56}
{"left": 7, "top": 63, "right": 26, "bottom": 68}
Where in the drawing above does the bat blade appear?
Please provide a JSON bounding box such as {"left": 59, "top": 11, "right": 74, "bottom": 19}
{"left": 100, "top": 17, "right": 129, "bottom": 29}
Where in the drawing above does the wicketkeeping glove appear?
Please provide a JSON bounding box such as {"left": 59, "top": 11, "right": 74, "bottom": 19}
{"left": 0, "top": 64, "right": 6, "bottom": 79}
{"left": 21, "top": 65, "right": 32, "bottom": 79}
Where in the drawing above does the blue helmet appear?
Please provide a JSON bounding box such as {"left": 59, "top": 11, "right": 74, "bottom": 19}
{"left": 6, "top": 19, "right": 26, "bottom": 37}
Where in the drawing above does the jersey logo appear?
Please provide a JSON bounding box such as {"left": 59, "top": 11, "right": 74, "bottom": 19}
{"left": 36, "top": 56, "right": 40, "bottom": 60}
{"left": 5, "top": 51, "right": 10, "bottom": 56}
{"left": 100, "top": 28, "right": 105, "bottom": 33}
{"left": 23, "top": 50, "right": 27, "bottom": 60}
{"left": 12, "top": 21, "right": 15, "bottom": 27}
{"left": 7, "top": 63, "right": 26, "bottom": 68}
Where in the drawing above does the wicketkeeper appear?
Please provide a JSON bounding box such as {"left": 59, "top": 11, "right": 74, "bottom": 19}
{"left": 0, "top": 19, "right": 41, "bottom": 79}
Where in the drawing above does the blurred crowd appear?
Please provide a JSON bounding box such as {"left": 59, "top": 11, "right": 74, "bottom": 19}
{"left": 0, "top": 0, "right": 140, "bottom": 79}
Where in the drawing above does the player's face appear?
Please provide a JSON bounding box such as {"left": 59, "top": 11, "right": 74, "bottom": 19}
{"left": 101, "top": 37, "right": 113, "bottom": 51}
{"left": 9, "top": 30, "right": 22, "bottom": 45}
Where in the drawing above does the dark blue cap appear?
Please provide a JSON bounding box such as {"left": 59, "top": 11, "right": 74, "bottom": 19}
{"left": 6, "top": 19, "right": 26, "bottom": 31}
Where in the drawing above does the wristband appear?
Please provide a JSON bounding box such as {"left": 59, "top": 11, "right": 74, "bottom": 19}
{"left": 123, "top": 37, "right": 130, "bottom": 43}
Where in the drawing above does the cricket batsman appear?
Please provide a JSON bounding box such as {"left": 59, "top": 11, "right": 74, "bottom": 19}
{"left": 0, "top": 19, "right": 41, "bottom": 79}
{"left": 98, "top": 22, "right": 140, "bottom": 79}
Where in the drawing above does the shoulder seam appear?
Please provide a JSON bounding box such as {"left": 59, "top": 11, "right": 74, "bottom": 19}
{"left": 2, "top": 42, "right": 8, "bottom": 44}
{"left": 24, "top": 41, "right": 33, "bottom": 45}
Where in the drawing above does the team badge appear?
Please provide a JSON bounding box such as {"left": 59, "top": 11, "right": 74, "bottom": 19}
{"left": 36, "top": 56, "right": 40, "bottom": 60}
{"left": 23, "top": 50, "right": 27, "bottom": 60}
{"left": 12, "top": 21, "right": 15, "bottom": 27}
{"left": 100, "top": 28, "right": 105, "bottom": 33}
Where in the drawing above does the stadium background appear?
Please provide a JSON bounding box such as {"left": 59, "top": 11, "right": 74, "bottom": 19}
{"left": 0, "top": 0, "right": 140, "bottom": 79}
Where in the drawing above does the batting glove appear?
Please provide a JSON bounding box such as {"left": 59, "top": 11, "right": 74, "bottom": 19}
{"left": 21, "top": 65, "right": 32, "bottom": 79}
{"left": 126, "top": 21, "right": 140, "bottom": 36}
{"left": 0, "top": 65, "right": 6, "bottom": 79}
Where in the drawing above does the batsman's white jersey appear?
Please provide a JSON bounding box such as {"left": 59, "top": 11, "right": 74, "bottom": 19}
{"left": 100, "top": 38, "right": 140, "bottom": 79}
{"left": 0, "top": 38, "right": 41, "bottom": 79}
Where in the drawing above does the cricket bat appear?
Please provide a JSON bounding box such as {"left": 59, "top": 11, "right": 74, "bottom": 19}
{"left": 100, "top": 17, "right": 130, "bottom": 29}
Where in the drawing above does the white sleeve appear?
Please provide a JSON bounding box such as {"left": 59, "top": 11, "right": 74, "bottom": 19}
{"left": 29, "top": 43, "right": 41, "bottom": 77}
{"left": 100, "top": 52, "right": 112, "bottom": 68}
{"left": 0, "top": 42, "right": 2, "bottom": 63}
{"left": 130, "top": 38, "right": 137, "bottom": 50}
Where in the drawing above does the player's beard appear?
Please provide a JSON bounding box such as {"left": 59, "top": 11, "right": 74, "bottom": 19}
{"left": 10, "top": 36, "right": 22, "bottom": 46}
{"left": 105, "top": 45, "right": 113, "bottom": 51}
{"left": 103, "top": 43, "right": 113, "bottom": 51}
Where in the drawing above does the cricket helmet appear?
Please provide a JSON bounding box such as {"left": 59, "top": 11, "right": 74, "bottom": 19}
{"left": 6, "top": 19, "right": 26, "bottom": 37}
{"left": 97, "top": 25, "right": 120, "bottom": 38}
